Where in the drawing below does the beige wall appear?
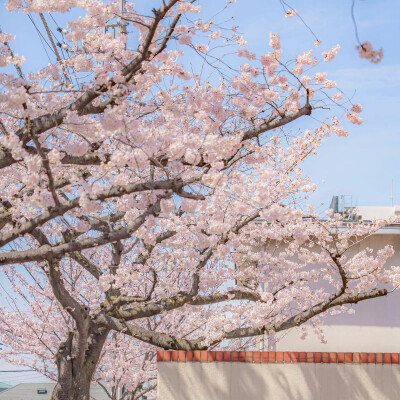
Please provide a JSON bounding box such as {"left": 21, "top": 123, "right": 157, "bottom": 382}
{"left": 275, "top": 325, "right": 400, "bottom": 352}
{"left": 158, "top": 362, "right": 400, "bottom": 400}
{"left": 267, "top": 232, "right": 400, "bottom": 352}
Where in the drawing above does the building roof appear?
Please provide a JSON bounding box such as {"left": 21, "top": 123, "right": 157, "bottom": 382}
{"left": 0, "top": 384, "right": 11, "bottom": 389}
{"left": 329, "top": 195, "right": 400, "bottom": 221}
{"left": 0, "top": 383, "right": 11, "bottom": 394}
{"left": 0, "top": 383, "right": 110, "bottom": 400}
{"left": 356, "top": 206, "right": 400, "bottom": 220}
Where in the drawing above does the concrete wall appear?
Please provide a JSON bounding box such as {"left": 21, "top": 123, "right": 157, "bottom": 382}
{"left": 158, "top": 360, "right": 400, "bottom": 400}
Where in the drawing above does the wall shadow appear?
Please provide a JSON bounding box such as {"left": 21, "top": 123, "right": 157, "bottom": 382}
{"left": 158, "top": 359, "right": 400, "bottom": 400}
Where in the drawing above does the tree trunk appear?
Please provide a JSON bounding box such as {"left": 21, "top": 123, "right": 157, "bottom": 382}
{"left": 51, "top": 325, "right": 109, "bottom": 400}
{"left": 52, "top": 374, "right": 91, "bottom": 400}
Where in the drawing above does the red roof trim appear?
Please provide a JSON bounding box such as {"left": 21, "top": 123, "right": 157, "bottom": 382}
{"left": 157, "top": 351, "right": 400, "bottom": 364}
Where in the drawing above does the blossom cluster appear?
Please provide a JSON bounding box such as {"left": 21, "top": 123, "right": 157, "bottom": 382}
{"left": 356, "top": 41, "right": 383, "bottom": 64}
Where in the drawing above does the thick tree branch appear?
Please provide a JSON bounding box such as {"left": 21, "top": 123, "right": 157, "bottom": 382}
{"left": 242, "top": 104, "right": 312, "bottom": 141}
{"left": 29, "top": 130, "right": 61, "bottom": 206}
{"left": 97, "top": 315, "right": 205, "bottom": 351}
{"left": 0, "top": 178, "right": 184, "bottom": 248}
{"left": 0, "top": 194, "right": 169, "bottom": 266}
{"left": 0, "top": 0, "right": 182, "bottom": 172}
{"left": 102, "top": 288, "right": 387, "bottom": 351}
{"left": 212, "top": 288, "right": 387, "bottom": 344}
{"left": 107, "top": 289, "right": 261, "bottom": 321}
{"left": 30, "top": 229, "right": 88, "bottom": 326}
{"left": 69, "top": 252, "right": 102, "bottom": 280}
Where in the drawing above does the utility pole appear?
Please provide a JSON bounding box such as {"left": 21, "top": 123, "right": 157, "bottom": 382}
{"left": 106, "top": 0, "right": 128, "bottom": 37}
{"left": 118, "top": 0, "right": 128, "bottom": 35}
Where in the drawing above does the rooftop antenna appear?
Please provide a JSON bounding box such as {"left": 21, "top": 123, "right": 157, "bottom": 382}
{"left": 391, "top": 179, "right": 394, "bottom": 206}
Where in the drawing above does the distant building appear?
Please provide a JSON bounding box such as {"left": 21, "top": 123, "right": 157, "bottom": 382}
{"left": 329, "top": 194, "right": 400, "bottom": 221}
{"left": 235, "top": 197, "right": 400, "bottom": 352}
{"left": 272, "top": 197, "right": 400, "bottom": 353}
{"left": 0, "top": 383, "right": 11, "bottom": 394}
{"left": 0, "top": 383, "right": 110, "bottom": 400}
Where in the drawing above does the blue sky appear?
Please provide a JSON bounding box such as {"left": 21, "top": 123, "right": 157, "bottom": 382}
{"left": 1, "top": 0, "right": 399, "bottom": 209}
{"left": 228, "top": 0, "right": 400, "bottom": 210}
{"left": 0, "top": 0, "right": 399, "bottom": 383}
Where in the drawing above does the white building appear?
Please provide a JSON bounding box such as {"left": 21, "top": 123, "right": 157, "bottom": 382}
{"left": 157, "top": 199, "right": 400, "bottom": 400}
{"left": 0, "top": 383, "right": 110, "bottom": 400}
{"left": 273, "top": 199, "right": 400, "bottom": 353}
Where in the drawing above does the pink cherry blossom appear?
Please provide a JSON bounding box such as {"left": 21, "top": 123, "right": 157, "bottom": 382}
{"left": 297, "top": 50, "right": 317, "bottom": 66}
{"left": 323, "top": 44, "right": 340, "bottom": 62}
{"left": 195, "top": 44, "right": 209, "bottom": 52}
{"left": 285, "top": 9, "right": 298, "bottom": 18}
{"left": 351, "top": 104, "right": 363, "bottom": 113}
{"left": 238, "top": 49, "right": 256, "bottom": 60}
{"left": 269, "top": 33, "right": 281, "bottom": 50}
{"left": 209, "top": 30, "right": 222, "bottom": 40}
{"left": 179, "top": 35, "right": 192, "bottom": 45}
{"left": 356, "top": 41, "right": 383, "bottom": 64}
{"left": 332, "top": 92, "right": 343, "bottom": 101}
{"left": 300, "top": 75, "right": 312, "bottom": 85}
{"left": 346, "top": 113, "right": 364, "bottom": 125}
{"left": 314, "top": 72, "right": 327, "bottom": 84}
{"left": 0, "top": 2, "right": 393, "bottom": 400}
{"left": 324, "top": 80, "right": 336, "bottom": 89}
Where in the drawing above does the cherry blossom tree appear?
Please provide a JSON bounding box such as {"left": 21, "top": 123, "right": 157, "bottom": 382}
{"left": 0, "top": 1, "right": 398, "bottom": 399}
